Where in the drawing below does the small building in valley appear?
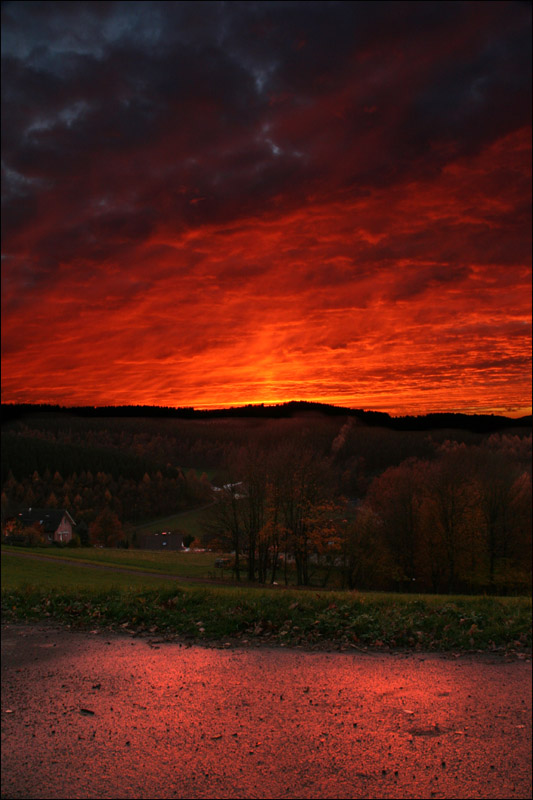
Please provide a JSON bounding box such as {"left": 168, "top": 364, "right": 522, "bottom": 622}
{"left": 14, "top": 508, "right": 76, "bottom": 544}
{"left": 137, "top": 531, "right": 184, "bottom": 551}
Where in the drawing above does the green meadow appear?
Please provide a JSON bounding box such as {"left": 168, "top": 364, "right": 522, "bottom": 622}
{"left": 1, "top": 544, "right": 217, "bottom": 579}
{"left": 2, "top": 547, "right": 531, "bottom": 653}
{"left": 1, "top": 550, "right": 179, "bottom": 591}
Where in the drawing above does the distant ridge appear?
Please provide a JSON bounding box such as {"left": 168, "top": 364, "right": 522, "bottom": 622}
{"left": 1, "top": 401, "right": 531, "bottom": 433}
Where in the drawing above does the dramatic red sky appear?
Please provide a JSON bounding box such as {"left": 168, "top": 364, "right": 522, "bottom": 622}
{"left": 2, "top": 1, "right": 531, "bottom": 416}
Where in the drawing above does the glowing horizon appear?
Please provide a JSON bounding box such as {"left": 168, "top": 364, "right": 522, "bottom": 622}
{"left": 2, "top": 395, "right": 530, "bottom": 420}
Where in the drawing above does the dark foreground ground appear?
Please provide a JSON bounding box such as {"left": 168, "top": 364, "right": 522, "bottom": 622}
{"left": 1, "top": 623, "right": 531, "bottom": 800}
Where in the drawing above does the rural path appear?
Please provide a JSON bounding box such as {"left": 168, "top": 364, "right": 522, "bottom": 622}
{"left": 1, "top": 622, "right": 531, "bottom": 799}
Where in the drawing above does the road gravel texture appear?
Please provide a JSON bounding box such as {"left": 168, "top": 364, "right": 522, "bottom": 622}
{"left": 1, "top": 623, "right": 531, "bottom": 799}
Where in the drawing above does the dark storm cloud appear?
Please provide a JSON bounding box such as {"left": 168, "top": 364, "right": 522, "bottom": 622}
{"left": 3, "top": 2, "right": 530, "bottom": 227}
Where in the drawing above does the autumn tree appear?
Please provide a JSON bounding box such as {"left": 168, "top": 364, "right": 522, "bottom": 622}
{"left": 421, "top": 443, "right": 480, "bottom": 593}
{"left": 89, "top": 508, "right": 124, "bottom": 548}
{"left": 210, "top": 476, "right": 245, "bottom": 580}
{"left": 209, "top": 441, "right": 340, "bottom": 585}
{"left": 340, "top": 507, "right": 395, "bottom": 590}
{"left": 234, "top": 445, "right": 269, "bottom": 581}
{"left": 270, "top": 443, "right": 338, "bottom": 586}
{"left": 468, "top": 442, "right": 532, "bottom": 592}
{"left": 365, "top": 458, "right": 426, "bottom": 589}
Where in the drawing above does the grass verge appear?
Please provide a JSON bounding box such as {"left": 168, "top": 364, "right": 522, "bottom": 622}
{"left": 2, "top": 555, "right": 531, "bottom": 653}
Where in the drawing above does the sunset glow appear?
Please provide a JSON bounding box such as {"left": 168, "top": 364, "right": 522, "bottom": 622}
{"left": 2, "top": 2, "right": 531, "bottom": 416}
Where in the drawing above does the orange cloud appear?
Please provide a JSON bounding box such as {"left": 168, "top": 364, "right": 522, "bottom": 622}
{"left": 2, "top": 128, "right": 531, "bottom": 416}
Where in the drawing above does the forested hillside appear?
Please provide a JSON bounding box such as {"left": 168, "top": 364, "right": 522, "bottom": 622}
{"left": 1, "top": 407, "right": 531, "bottom": 594}
{"left": 0, "top": 417, "right": 215, "bottom": 533}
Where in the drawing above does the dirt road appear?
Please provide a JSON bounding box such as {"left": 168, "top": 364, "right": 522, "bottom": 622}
{"left": 1, "top": 623, "right": 531, "bottom": 799}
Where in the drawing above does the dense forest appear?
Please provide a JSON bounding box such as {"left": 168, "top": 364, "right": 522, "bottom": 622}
{"left": 1, "top": 404, "right": 531, "bottom": 594}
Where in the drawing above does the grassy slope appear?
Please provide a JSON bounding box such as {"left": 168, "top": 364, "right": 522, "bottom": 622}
{"left": 1, "top": 545, "right": 218, "bottom": 579}
{"left": 132, "top": 503, "right": 215, "bottom": 537}
{"left": 2, "top": 549, "right": 531, "bottom": 653}
{"left": 1, "top": 553, "right": 179, "bottom": 591}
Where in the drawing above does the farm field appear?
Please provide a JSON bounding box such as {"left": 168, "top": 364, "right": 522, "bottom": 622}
{"left": 1, "top": 544, "right": 219, "bottom": 580}
{"left": 1, "top": 549, "right": 179, "bottom": 591}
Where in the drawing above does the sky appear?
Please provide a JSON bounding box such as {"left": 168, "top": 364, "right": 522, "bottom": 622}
{"left": 1, "top": 1, "right": 531, "bottom": 416}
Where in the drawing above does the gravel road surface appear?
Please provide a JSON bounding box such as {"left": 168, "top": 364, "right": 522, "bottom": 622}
{"left": 1, "top": 623, "right": 531, "bottom": 799}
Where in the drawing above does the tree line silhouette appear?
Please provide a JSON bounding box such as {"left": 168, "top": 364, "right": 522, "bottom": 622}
{"left": 2, "top": 401, "right": 530, "bottom": 432}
